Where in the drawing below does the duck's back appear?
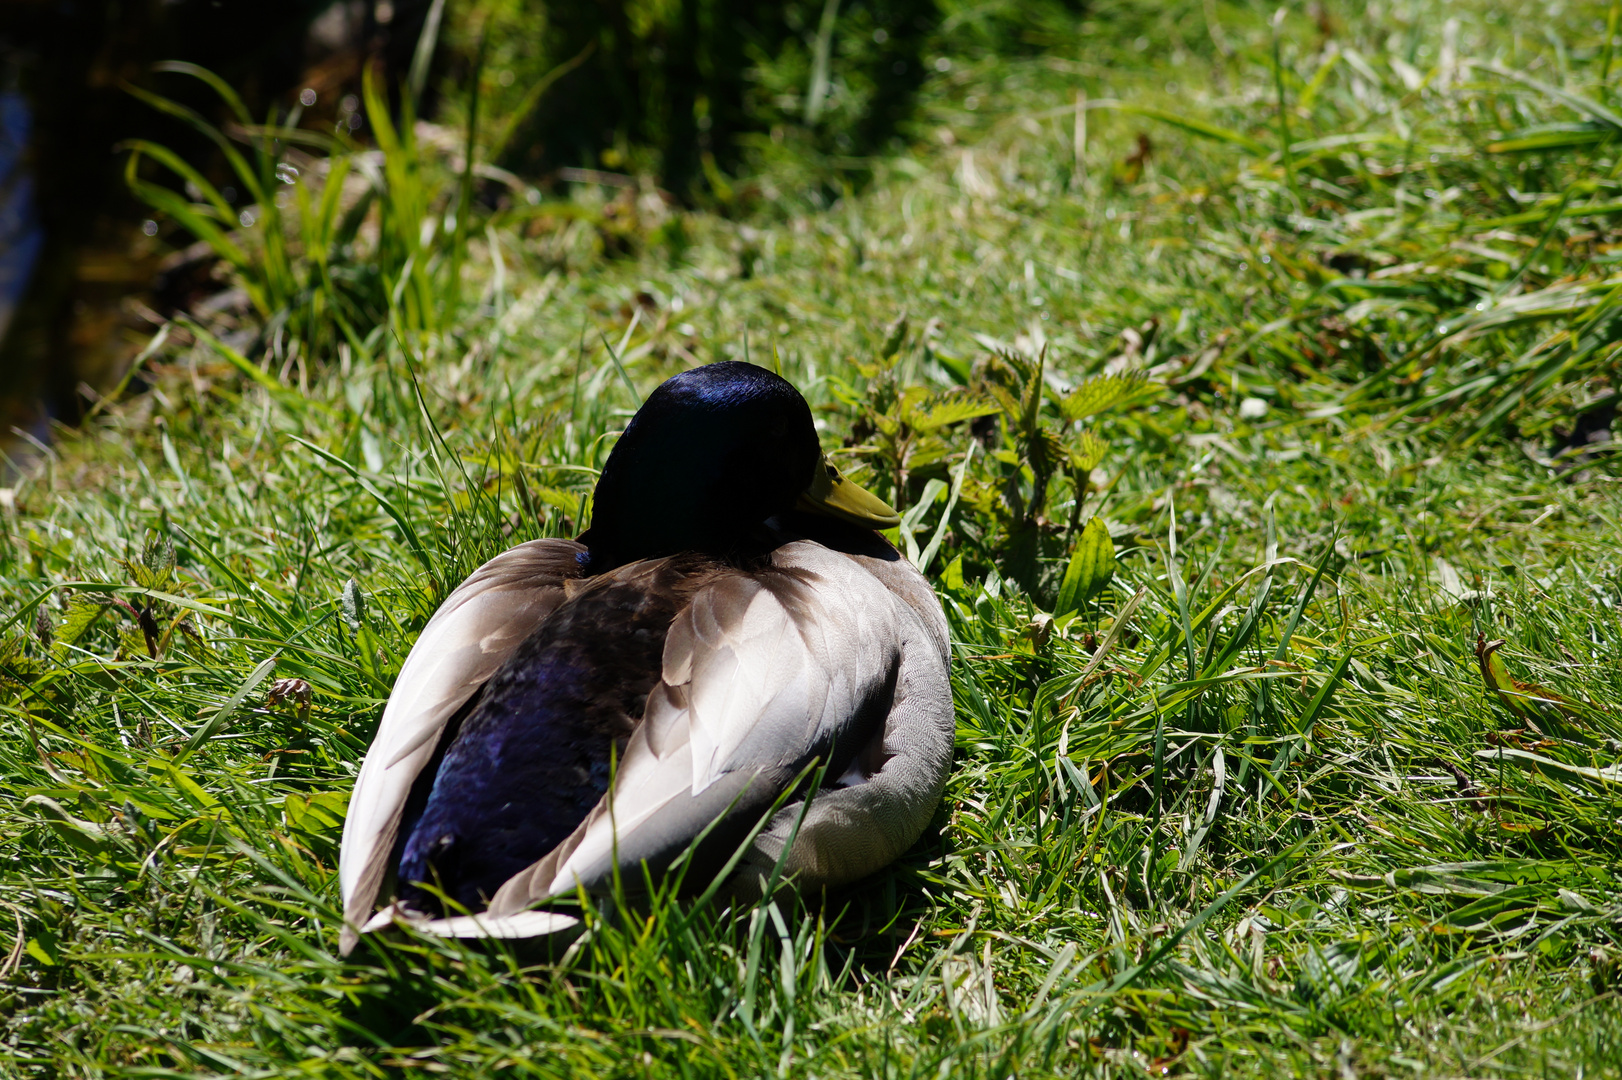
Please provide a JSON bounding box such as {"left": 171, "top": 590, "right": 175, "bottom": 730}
{"left": 484, "top": 527, "right": 948, "bottom": 915}
{"left": 394, "top": 556, "right": 718, "bottom": 915}
{"left": 341, "top": 528, "right": 952, "bottom": 945}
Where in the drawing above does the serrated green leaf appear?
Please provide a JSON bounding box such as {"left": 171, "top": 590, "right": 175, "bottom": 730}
{"left": 134, "top": 534, "right": 176, "bottom": 591}
{"left": 983, "top": 383, "right": 1021, "bottom": 421}
{"left": 907, "top": 395, "right": 1000, "bottom": 432}
{"left": 1054, "top": 516, "right": 1115, "bottom": 617}
{"left": 1021, "top": 345, "right": 1045, "bottom": 438}
{"left": 1029, "top": 429, "right": 1065, "bottom": 470}
{"left": 1, "top": 650, "right": 47, "bottom": 681}
{"left": 1070, "top": 429, "right": 1108, "bottom": 472}
{"left": 285, "top": 789, "right": 348, "bottom": 836}
{"left": 118, "top": 627, "right": 153, "bottom": 661}
{"left": 1060, "top": 372, "right": 1146, "bottom": 422}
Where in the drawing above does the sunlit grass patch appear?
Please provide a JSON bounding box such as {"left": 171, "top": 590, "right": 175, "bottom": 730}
{"left": 3, "top": 1, "right": 1622, "bottom": 1076}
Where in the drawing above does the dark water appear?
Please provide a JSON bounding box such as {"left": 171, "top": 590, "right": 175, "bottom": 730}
{"left": 0, "top": 91, "right": 42, "bottom": 360}
{"left": 0, "top": 0, "right": 433, "bottom": 436}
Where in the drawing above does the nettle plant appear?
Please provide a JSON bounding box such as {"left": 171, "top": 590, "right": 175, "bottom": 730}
{"left": 834, "top": 320, "right": 1161, "bottom": 614}
{"left": 828, "top": 315, "right": 999, "bottom": 516}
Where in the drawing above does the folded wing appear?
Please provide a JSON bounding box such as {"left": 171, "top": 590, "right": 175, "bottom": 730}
{"left": 338, "top": 538, "right": 585, "bottom": 953}
{"left": 487, "top": 541, "right": 909, "bottom": 912}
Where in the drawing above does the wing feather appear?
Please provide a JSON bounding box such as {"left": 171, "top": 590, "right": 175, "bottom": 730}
{"left": 530, "top": 542, "right": 901, "bottom": 901}
{"left": 347, "top": 537, "right": 953, "bottom": 943}
{"left": 740, "top": 587, "right": 953, "bottom": 889}
{"left": 338, "top": 538, "right": 584, "bottom": 953}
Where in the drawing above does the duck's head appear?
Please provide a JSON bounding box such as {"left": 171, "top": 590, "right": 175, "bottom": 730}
{"left": 579, "top": 361, "right": 898, "bottom": 570}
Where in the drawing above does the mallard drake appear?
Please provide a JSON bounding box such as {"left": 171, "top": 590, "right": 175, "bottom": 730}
{"left": 339, "top": 361, "right": 953, "bottom": 953}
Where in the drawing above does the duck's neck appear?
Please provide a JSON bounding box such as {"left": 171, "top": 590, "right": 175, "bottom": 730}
{"left": 578, "top": 451, "right": 814, "bottom": 573}
{"left": 576, "top": 515, "right": 769, "bottom": 574}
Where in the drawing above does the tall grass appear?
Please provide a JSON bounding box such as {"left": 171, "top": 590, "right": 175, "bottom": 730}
{"left": 123, "top": 36, "right": 506, "bottom": 373}
{"left": 3, "top": 1, "right": 1622, "bottom": 1076}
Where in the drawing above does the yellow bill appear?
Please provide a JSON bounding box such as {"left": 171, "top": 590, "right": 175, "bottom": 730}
{"left": 797, "top": 456, "right": 900, "bottom": 528}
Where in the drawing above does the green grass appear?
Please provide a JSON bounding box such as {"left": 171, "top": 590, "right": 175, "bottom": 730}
{"left": 5, "top": 0, "right": 1622, "bottom": 1075}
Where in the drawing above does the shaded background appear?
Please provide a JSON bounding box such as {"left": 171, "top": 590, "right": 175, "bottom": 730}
{"left": 0, "top": 0, "right": 1074, "bottom": 439}
{"left": 0, "top": 0, "right": 436, "bottom": 433}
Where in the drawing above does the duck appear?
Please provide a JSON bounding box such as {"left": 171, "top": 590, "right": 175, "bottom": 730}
{"left": 338, "top": 360, "right": 953, "bottom": 953}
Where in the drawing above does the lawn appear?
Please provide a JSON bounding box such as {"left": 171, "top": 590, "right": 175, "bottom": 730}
{"left": 3, "top": 0, "right": 1621, "bottom": 1075}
